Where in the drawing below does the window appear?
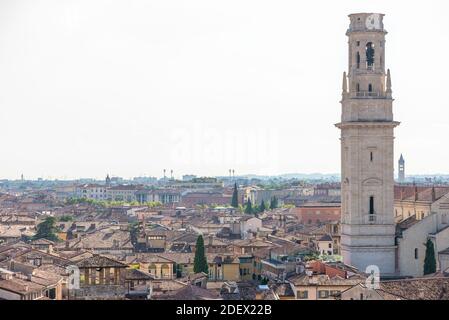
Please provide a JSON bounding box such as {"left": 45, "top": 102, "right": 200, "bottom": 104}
{"left": 330, "top": 290, "right": 341, "bottom": 297}
{"left": 368, "top": 83, "right": 373, "bottom": 92}
{"left": 318, "top": 290, "right": 330, "bottom": 299}
{"left": 370, "top": 151, "right": 373, "bottom": 162}
{"left": 297, "top": 291, "right": 308, "bottom": 299}
{"left": 356, "top": 41, "right": 360, "bottom": 47}
{"left": 360, "top": 293, "right": 364, "bottom": 300}
{"left": 414, "top": 248, "right": 418, "bottom": 259}
{"left": 369, "top": 196, "right": 375, "bottom": 215}
{"left": 356, "top": 83, "right": 360, "bottom": 92}
{"left": 366, "top": 42, "right": 375, "bottom": 68}
{"left": 356, "top": 52, "right": 361, "bottom": 69}
{"left": 328, "top": 243, "right": 332, "bottom": 249}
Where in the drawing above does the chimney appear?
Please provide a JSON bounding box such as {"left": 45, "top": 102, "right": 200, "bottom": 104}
{"left": 208, "top": 235, "right": 213, "bottom": 246}
{"left": 418, "top": 288, "right": 425, "bottom": 299}
{"left": 431, "top": 186, "right": 436, "bottom": 202}
{"left": 414, "top": 185, "right": 419, "bottom": 201}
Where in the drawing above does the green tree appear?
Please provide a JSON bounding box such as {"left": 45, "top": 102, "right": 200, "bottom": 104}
{"left": 231, "top": 183, "right": 239, "bottom": 208}
{"left": 270, "top": 196, "right": 278, "bottom": 210}
{"left": 259, "top": 200, "right": 266, "bottom": 212}
{"left": 423, "top": 239, "right": 437, "bottom": 275}
{"left": 58, "top": 215, "right": 73, "bottom": 222}
{"left": 193, "top": 235, "right": 209, "bottom": 274}
{"left": 244, "top": 199, "right": 253, "bottom": 214}
{"left": 33, "top": 217, "right": 59, "bottom": 242}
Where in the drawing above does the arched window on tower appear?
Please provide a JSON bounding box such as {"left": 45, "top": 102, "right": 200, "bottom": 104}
{"left": 366, "top": 42, "right": 375, "bottom": 69}
{"left": 356, "top": 52, "right": 361, "bottom": 69}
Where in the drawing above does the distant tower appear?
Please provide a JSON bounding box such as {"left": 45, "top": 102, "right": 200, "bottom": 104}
{"left": 170, "top": 169, "right": 173, "bottom": 180}
{"left": 336, "top": 13, "right": 399, "bottom": 275}
{"left": 21, "top": 174, "right": 24, "bottom": 181}
{"left": 105, "top": 174, "right": 111, "bottom": 186}
{"left": 398, "top": 154, "right": 405, "bottom": 182}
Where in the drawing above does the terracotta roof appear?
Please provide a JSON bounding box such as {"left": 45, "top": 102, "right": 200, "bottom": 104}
{"left": 76, "top": 254, "right": 127, "bottom": 268}
{"left": 395, "top": 185, "right": 449, "bottom": 202}
{"left": 288, "top": 274, "right": 363, "bottom": 286}
{"left": 154, "top": 284, "right": 222, "bottom": 300}
{"left": 125, "top": 268, "right": 155, "bottom": 281}
{"left": 0, "top": 277, "right": 44, "bottom": 295}
{"left": 380, "top": 277, "right": 449, "bottom": 300}
{"left": 272, "top": 283, "right": 294, "bottom": 297}
{"left": 318, "top": 234, "right": 333, "bottom": 242}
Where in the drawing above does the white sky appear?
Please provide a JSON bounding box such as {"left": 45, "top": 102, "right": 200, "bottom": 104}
{"left": 0, "top": 0, "right": 448, "bottom": 180}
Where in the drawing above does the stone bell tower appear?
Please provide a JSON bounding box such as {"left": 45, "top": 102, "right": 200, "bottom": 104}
{"left": 336, "top": 13, "right": 399, "bottom": 275}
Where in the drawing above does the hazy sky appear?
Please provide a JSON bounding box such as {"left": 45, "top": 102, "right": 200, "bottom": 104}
{"left": 0, "top": 0, "right": 448, "bottom": 180}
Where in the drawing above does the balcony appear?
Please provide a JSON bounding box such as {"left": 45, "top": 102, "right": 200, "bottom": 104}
{"left": 354, "top": 91, "right": 385, "bottom": 99}
{"left": 364, "top": 214, "right": 377, "bottom": 224}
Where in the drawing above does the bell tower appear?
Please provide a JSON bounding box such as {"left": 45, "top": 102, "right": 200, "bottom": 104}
{"left": 398, "top": 154, "right": 405, "bottom": 182}
{"left": 336, "top": 13, "right": 399, "bottom": 275}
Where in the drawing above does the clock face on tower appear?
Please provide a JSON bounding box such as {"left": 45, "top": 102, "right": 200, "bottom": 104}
{"left": 366, "top": 13, "right": 381, "bottom": 30}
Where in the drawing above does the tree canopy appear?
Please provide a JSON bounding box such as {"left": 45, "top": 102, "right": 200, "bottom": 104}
{"left": 244, "top": 199, "right": 253, "bottom": 214}
{"left": 423, "top": 239, "right": 437, "bottom": 275}
{"left": 193, "top": 235, "right": 208, "bottom": 274}
{"left": 33, "top": 217, "right": 59, "bottom": 242}
{"left": 231, "top": 183, "right": 239, "bottom": 208}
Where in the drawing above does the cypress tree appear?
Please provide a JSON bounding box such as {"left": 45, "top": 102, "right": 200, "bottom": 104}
{"left": 260, "top": 200, "right": 266, "bottom": 212}
{"left": 231, "top": 183, "right": 239, "bottom": 208}
{"left": 244, "top": 199, "right": 253, "bottom": 214}
{"left": 270, "top": 196, "right": 278, "bottom": 209}
{"left": 194, "top": 235, "right": 208, "bottom": 274}
{"left": 423, "top": 239, "right": 437, "bottom": 275}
